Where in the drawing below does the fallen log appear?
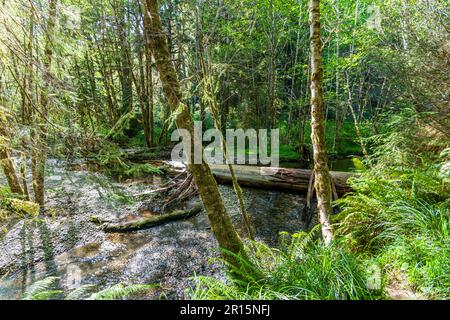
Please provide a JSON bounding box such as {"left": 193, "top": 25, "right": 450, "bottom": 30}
{"left": 143, "top": 160, "right": 355, "bottom": 194}
{"left": 101, "top": 203, "right": 203, "bottom": 232}
{"left": 122, "top": 146, "right": 174, "bottom": 163}
{"left": 208, "top": 164, "right": 354, "bottom": 195}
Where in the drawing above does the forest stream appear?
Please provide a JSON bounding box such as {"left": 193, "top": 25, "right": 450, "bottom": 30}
{"left": 0, "top": 158, "right": 354, "bottom": 299}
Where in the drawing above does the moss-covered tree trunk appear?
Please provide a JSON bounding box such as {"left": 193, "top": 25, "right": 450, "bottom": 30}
{"left": 115, "top": 3, "right": 133, "bottom": 116}
{"left": 0, "top": 66, "right": 23, "bottom": 195}
{"left": 0, "top": 145, "right": 23, "bottom": 195}
{"left": 32, "top": 0, "right": 57, "bottom": 208}
{"left": 309, "top": 0, "right": 334, "bottom": 245}
{"left": 141, "top": 2, "right": 154, "bottom": 147}
{"left": 141, "top": 0, "right": 248, "bottom": 266}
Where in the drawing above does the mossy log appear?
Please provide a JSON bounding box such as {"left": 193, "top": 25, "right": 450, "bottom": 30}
{"left": 209, "top": 165, "right": 354, "bottom": 195}
{"left": 100, "top": 203, "right": 203, "bottom": 232}
{"left": 122, "top": 146, "right": 174, "bottom": 163}
{"left": 137, "top": 160, "right": 355, "bottom": 194}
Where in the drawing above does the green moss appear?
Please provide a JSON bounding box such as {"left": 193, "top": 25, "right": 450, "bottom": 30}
{"left": 0, "top": 196, "right": 39, "bottom": 222}
{"left": 9, "top": 199, "right": 40, "bottom": 216}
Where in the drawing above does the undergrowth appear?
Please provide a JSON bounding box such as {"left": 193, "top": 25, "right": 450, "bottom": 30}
{"left": 21, "top": 276, "right": 157, "bottom": 300}
{"left": 189, "top": 231, "right": 384, "bottom": 300}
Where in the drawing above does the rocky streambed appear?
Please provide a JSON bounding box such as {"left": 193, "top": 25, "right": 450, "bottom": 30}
{"left": 0, "top": 159, "right": 309, "bottom": 299}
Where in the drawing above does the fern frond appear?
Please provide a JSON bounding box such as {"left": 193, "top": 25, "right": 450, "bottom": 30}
{"left": 88, "top": 283, "right": 158, "bottom": 300}
{"left": 65, "top": 284, "right": 97, "bottom": 300}
{"left": 23, "top": 277, "right": 60, "bottom": 300}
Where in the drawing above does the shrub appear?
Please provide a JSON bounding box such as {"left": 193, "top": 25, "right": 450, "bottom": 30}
{"left": 189, "top": 232, "right": 384, "bottom": 300}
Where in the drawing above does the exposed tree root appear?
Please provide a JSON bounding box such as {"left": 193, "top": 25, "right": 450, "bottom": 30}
{"left": 159, "top": 171, "right": 198, "bottom": 211}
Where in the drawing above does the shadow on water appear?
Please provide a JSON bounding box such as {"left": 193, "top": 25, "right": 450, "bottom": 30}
{"left": 65, "top": 220, "right": 79, "bottom": 252}
{"left": 19, "top": 222, "right": 28, "bottom": 295}
{"left": 18, "top": 221, "right": 38, "bottom": 296}
{"left": 36, "top": 219, "right": 63, "bottom": 298}
{"left": 238, "top": 188, "right": 307, "bottom": 246}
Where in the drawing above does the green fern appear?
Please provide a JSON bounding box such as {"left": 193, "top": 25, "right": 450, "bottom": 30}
{"left": 22, "top": 277, "right": 61, "bottom": 300}
{"left": 64, "top": 284, "right": 97, "bottom": 300}
{"left": 189, "top": 233, "right": 383, "bottom": 300}
{"left": 87, "top": 283, "right": 158, "bottom": 300}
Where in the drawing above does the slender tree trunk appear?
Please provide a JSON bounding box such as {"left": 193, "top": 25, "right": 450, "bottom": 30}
{"left": 267, "top": 0, "right": 277, "bottom": 129}
{"left": 20, "top": 145, "right": 30, "bottom": 200}
{"left": 332, "top": 0, "right": 340, "bottom": 153}
{"left": 199, "top": 50, "right": 255, "bottom": 240}
{"left": 309, "top": 0, "right": 334, "bottom": 245}
{"left": 0, "top": 110, "right": 23, "bottom": 194}
{"left": 93, "top": 31, "right": 118, "bottom": 124}
{"left": 0, "top": 62, "right": 23, "bottom": 195}
{"left": 141, "top": 0, "right": 250, "bottom": 268}
{"left": 0, "top": 149, "right": 23, "bottom": 195}
{"left": 114, "top": 1, "right": 133, "bottom": 116}
{"left": 32, "top": 0, "right": 57, "bottom": 207}
{"left": 142, "top": 3, "right": 154, "bottom": 147}
{"left": 194, "top": 3, "right": 205, "bottom": 124}
{"left": 299, "top": 54, "right": 311, "bottom": 161}
{"left": 345, "top": 72, "right": 368, "bottom": 158}
{"left": 146, "top": 47, "right": 154, "bottom": 147}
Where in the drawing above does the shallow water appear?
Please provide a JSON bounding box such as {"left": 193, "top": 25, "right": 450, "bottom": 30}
{"left": 0, "top": 159, "right": 309, "bottom": 299}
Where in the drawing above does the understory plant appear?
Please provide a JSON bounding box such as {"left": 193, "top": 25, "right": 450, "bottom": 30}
{"left": 335, "top": 111, "right": 449, "bottom": 299}
{"left": 21, "top": 276, "right": 157, "bottom": 300}
{"left": 189, "top": 231, "right": 384, "bottom": 300}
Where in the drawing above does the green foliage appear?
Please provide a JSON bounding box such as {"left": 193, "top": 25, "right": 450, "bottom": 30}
{"left": 335, "top": 111, "right": 449, "bottom": 299}
{"left": 20, "top": 277, "right": 157, "bottom": 300}
{"left": 0, "top": 188, "right": 39, "bottom": 223}
{"left": 87, "top": 283, "right": 157, "bottom": 300}
{"left": 22, "top": 277, "right": 61, "bottom": 300}
{"left": 122, "top": 163, "right": 163, "bottom": 178}
{"left": 91, "top": 141, "right": 162, "bottom": 180}
{"left": 279, "top": 144, "right": 300, "bottom": 162}
{"left": 189, "top": 232, "right": 383, "bottom": 300}
{"left": 352, "top": 158, "right": 366, "bottom": 172}
{"left": 378, "top": 234, "right": 449, "bottom": 299}
{"left": 379, "top": 201, "right": 449, "bottom": 299}
{"left": 64, "top": 284, "right": 97, "bottom": 300}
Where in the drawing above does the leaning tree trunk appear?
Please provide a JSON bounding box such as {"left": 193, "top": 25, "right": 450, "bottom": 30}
{"left": 0, "top": 77, "right": 23, "bottom": 195}
{"left": 309, "top": 0, "right": 334, "bottom": 245}
{"left": 141, "top": 0, "right": 250, "bottom": 269}
{"left": 199, "top": 52, "right": 255, "bottom": 240}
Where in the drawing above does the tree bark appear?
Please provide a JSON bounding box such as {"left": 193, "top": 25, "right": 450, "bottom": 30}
{"left": 141, "top": 0, "right": 249, "bottom": 269}
{"left": 32, "top": 0, "right": 57, "bottom": 207}
{"left": 0, "top": 148, "right": 23, "bottom": 195}
{"left": 309, "top": 0, "right": 334, "bottom": 245}
{"left": 210, "top": 164, "right": 353, "bottom": 195}
{"left": 198, "top": 49, "right": 255, "bottom": 240}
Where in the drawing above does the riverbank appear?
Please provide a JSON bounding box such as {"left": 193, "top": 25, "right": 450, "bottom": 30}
{"left": 0, "top": 159, "right": 310, "bottom": 299}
